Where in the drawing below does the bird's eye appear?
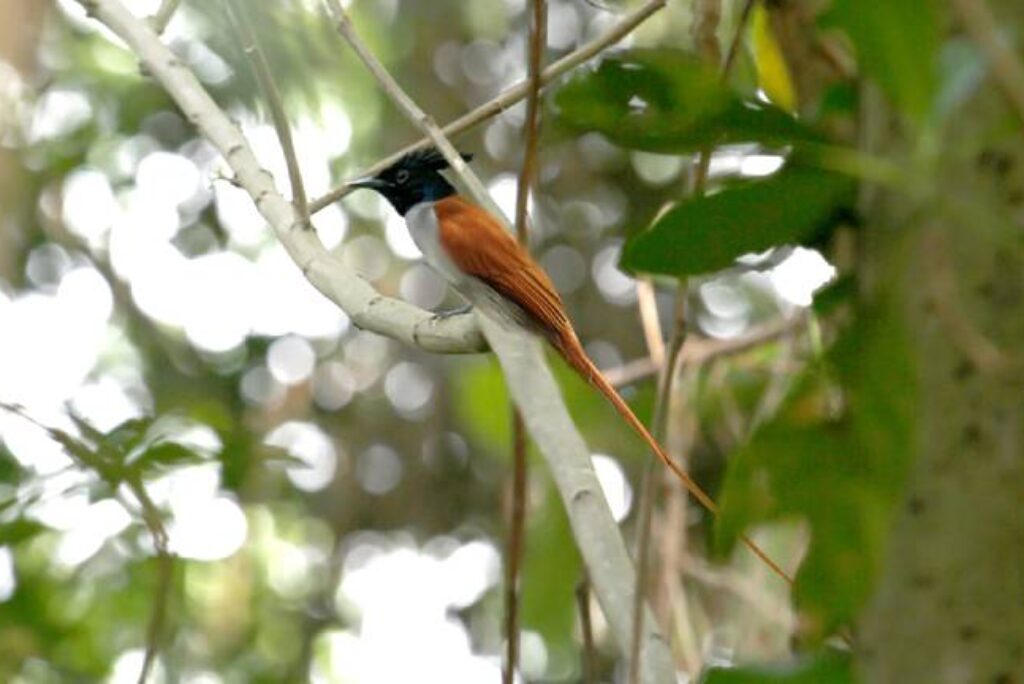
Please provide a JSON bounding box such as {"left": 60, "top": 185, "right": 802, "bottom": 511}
{"left": 395, "top": 169, "right": 411, "bottom": 184}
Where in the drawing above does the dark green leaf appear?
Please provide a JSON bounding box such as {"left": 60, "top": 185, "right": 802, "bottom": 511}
{"left": 261, "top": 447, "right": 310, "bottom": 468}
{"left": 67, "top": 413, "right": 106, "bottom": 447}
{"left": 715, "top": 303, "right": 916, "bottom": 641}
{"left": 105, "top": 418, "right": 155, "bottom": 456}
{"left": 700, "top": 650, "right": 852, "bottom": 684}
{"left": 812, "top": 275, "right": 856, "bottom": 316}
{"left": 132, "top": 442, "right": 206, "bottom": 473}
{"left": 554, "top": 49, "right": 816, "bottom": 153}
{"left": 824, "top": 0, "right": 940, "bottom": 124}
{"left": 621, "top": 166, "right": 853, "bottom": 276}
{"left": 0, "top": 519, "right": 48, "bottom": 546}
{"left": 453, "top": 358, "right": 511, "bottom": 459}
{"left": 521, "top": 485, "right": 581, "bottom": 651}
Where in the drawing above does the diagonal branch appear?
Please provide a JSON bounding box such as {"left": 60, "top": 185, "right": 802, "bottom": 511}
{"left": 148, "top": 0, "right": 181, "bottom": 34}
{"left": 227, "top": 0, "right": 310, "bottom": 223}
{"left": 77, "top": 0, "right": 485, "bottom": 355}
{"left": 321, "top": 2, "right": 675, "bottom": 679}
{"left": 308, "top": 0, "right": 668, "bottom": 214}
{"left": 322, "top": 0, "right": 502, "bottom": 219}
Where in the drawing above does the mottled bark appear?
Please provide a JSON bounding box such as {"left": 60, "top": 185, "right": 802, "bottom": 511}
{"left": 856, "top": 2, "right": 1024, "bottom": 681}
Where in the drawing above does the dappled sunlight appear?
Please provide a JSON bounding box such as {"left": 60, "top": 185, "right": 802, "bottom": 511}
{"left": 0, "top": 0, "right": 861, "bottom": 679}
{"left": 319, "top": 534, "right": 503, "bottom": 683}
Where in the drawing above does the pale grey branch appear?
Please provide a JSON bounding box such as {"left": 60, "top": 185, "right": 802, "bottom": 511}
{"left": 78, "top": 0, "right": 485, "bottom": 355}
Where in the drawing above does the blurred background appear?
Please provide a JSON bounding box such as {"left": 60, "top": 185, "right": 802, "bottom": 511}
{"left": 0, "top": 0, "right": 839, "bottom": 681}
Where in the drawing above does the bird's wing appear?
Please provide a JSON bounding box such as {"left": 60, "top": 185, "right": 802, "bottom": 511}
{"left": 433, "top": 195, "right": 570, "bottom": 337}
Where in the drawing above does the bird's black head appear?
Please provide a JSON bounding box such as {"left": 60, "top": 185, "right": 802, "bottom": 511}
{"left": 347, "top": 147, "right": 473, "bottom": 215}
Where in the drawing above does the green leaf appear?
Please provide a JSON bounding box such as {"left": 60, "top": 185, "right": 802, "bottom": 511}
{"left": 716, "top": 304, "right": 916, "bottom": 640}
{"left": 521, "top": 485, "right": 581, "bottom": 651}
{"left": 824, "top": 0, "right": 940, "bottom": 124}
{"left": 105, "top": 418, "right": 154, "bottom": 456}
{"left": 0, "top": 519, "right": 48, "bottom": 546}
{"left": 621, "top": 166, "right": 852, "bottom": 276}
{"left": 700, "top": 650, "right": 852, "bottom": 684}
{"left": 132, "top": 442, "right": 205, "bottom": 473}
{"left": 452, "top": 357, "right": 511, "bottom": 458}
{"left": 554, "top": 49, "right": 815, "bottom": 153}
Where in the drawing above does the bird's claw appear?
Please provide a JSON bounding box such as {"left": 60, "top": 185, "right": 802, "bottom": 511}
{"left": 430, "top": 303, "right": 474, "bottom": 321}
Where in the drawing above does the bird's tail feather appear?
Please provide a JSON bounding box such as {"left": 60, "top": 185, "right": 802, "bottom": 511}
{"left": 551, "top": 330, "right": 794, "bottom": 585}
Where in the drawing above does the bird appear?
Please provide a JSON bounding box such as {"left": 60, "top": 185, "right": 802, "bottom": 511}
{"left": 347, "top": 147, "right": 790, "bottom": 582}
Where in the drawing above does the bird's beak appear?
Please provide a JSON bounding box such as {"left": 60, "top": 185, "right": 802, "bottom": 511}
{"left": 346, "top": 176, "right": 390, "bottom": 191}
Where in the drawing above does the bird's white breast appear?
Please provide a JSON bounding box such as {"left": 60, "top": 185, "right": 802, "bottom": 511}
{"left": 405, "top": 202, "right": 465, "bottom": 287}
{"left": 403, "top": 201, "right": 529, "bottom": 329}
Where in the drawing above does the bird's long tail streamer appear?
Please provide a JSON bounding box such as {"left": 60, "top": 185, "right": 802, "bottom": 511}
{"left": 552, "top": 330, "right": 794, "bottom": 586}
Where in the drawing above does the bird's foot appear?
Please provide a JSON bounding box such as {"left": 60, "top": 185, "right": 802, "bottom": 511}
{"left": 430, "top": 303, "right": 474, "bottom": 321}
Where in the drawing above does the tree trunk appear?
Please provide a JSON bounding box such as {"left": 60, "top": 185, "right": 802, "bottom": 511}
{"left": 856, "top": 2, "right": 1024, "bottom": 681}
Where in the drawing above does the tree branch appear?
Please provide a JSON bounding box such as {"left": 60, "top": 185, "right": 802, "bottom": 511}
{"left": 950, "top": 0, "right": 1024, "bottom": 126}
{"left": 227, "top": 0, "right": 310, "bottom": 223}
{"left": 148, "top": 0, "right": 181, "bottom": 34}
{"left": 480, "top": 319, "right": 677, "bottom": 683}
{"left": 321, "top": 2, "right": 675, "bottom": 678}
{"left": 505, "top": 1, "right": 546, "bottom": 679}
{"left": 307, "top": 0, "right": 668, "bottom": 214}
{"left": 76, "top": 0, "right": 485, "bottom": 355}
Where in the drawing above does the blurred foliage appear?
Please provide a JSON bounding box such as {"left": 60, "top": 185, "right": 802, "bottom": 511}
{"left": 0, "top": 0, "right": 1004, "bottom": 681}
{"left": 700, "top": 650, "right": 853, "bottom": 684}
{"left": 750, "top": 3, "right": 796, "bottom": 114}
{"left": 822, "top": 0, "right": 942, "bottom": 126}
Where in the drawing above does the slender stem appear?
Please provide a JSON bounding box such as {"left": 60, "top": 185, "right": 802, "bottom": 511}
{"left": 602, "top": 313, "right": 807, "bottom": 389}
{"left": 629, "top": 293, "right": 687, "bottom": 684}
{"left": 0, "top": 405, "right": 173, "bottom": 684}
{"left": 635, "top": 279, "right": 666, "bottom": 367}
{"left": 125, "top": 476, "right": 173, "bottom": 684}
{"left": 321, "top": 2, "right": 677, "bottom": 677}
{"left": 149, "top": 0, "right": 181, "bottom": 34}
{"left": 79, "top": 0, "right": 486, "bottom": 353}
{"left": 228, "top": 0, "right": 309, "bottom": 224}
{"left": 950, "top": 0, "right": 1024, "bottom": 126}
{"left": 308, "top": 0, "right": 668, "bottom": 214}
{"left": 722, "top": 0, "right": 756, "bottom": 76}
{"left": 629, "top": 2, "right": 765, "bottom": 675}
{"left": 576, "top": 579, "right": 597, "bottom": 684}
{"left": 504, "top": 411, "right": 528, "bottom": 684}
{"left": 504, "top": 4, "right": 545, "bottom": 681}
{"left": 514, "top": 0, "right": 547, "bottom": 242}
{"left": 323, "top": 0, "right": 502, "bottom": 219}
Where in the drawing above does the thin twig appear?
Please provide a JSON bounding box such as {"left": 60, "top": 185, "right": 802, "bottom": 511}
{"left": 228, "top": 0, "right": 310, "bottom": 224}
{"left": 513, "top": 0, "right": 546, "bottom": 242}
{"left": 79, "top": 0, "right": 485, "bottom": 354}
{"left": 504, "top": 3, "right": 545, "bottom": 681}
{"left": 323, "top": 0, "right": 501, "bottom": 219}
{"left": 0, "top": 405, "right": 173, "bottom": 684}
{"left": 148, "top": 0, "right": 181, "bottom": 34}
{"left": 628, "top": 4, "right": 770, "bottom": 673}
{"left": 635, "top": 279, "right": 666, "bottom": 367}
{"left": 604, "top": 313, "right": 807, "bottom": 387}
{"left": 319, "top": 1, "right": 677, "bottom": 677}
{"left": 308, "top": 0, "right": 668, "bottom": 214}
{"left": 694, "top": 0, "right": 723, "bottom": 67}
{"left": 722, "top": 0, "right": 756, "bottom": 77}
{"left": 950, "top": 0, "right": 1024, "bottom": 126}
{"left": 504, "top": 411, "right": 528, "bottom": 684}
{"left": 629, "top": 293, "right": 687, "bottom": 684}
{"left": 576, "top": 579, "right": 597, "bottom": 684}
{"left": 125, "top": 477, "right": 173, "bottom": 684}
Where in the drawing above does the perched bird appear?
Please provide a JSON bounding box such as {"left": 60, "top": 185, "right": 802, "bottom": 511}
{"left": 348, "top": 148, "right": 788, "bottom": 580}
